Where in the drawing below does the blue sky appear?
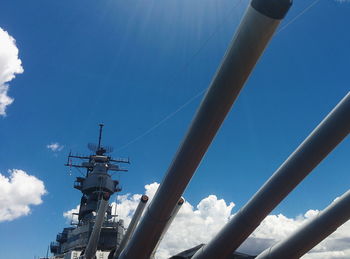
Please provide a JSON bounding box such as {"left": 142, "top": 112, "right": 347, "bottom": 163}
{"left": 0, "top": 0, "right": 349, "bottom": 258}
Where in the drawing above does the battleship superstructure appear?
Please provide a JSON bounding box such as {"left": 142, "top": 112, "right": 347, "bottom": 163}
{"left": 50, "top": 124, "right": 130, "bottom": 259}
{"left": 48, "top": 0, "right": 350, "bottom": 258}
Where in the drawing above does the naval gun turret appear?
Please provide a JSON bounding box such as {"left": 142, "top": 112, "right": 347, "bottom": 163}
{"left": 115, "top": 0, "right": 350, "bottom": 258}
{"left": 48, "top": 0, "right": 350, "bottom": 258}
{"left": 50, "top": 124, "right": 130, "bottom": 259}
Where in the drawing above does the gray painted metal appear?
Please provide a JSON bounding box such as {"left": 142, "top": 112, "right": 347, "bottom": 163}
{"left": 81, "top": 165, "right": 116, "bottom": 194}
{"left": 192, "top": 92, "right": 350, "bottom": 259}
{"left": 256, "top": 188, "right": 350, "bottom": 259}
{"left": 251, "top": 0, "right": 292, "bottom": 19}
{"left": 118, "top": 1, "right": 288, "bottom": 258}
{"left": 84, "top": 198, "right": 109, "bottom": 259}
{"left": 150, "top": 198, "right": 185, "bottom": 259}
{"left": 113, "top": 195, "right": 149, "bottom": 258}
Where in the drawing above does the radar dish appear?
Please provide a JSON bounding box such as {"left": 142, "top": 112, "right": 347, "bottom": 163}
{"left": 88, "top": 143, "right": 98, "bottom": 152}
{"left": 104, "top": 145, "right": 114, "bottom": 154}
{"left": 88, "top": 143, "right": 113, "bottom": 154}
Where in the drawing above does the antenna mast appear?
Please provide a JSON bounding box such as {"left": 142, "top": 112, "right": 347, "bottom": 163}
{"left": 98, "top": 123, "right": 104, "bottom": 150}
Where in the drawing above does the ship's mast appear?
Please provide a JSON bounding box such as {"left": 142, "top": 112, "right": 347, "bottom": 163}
{"left": 97, "top": 124, "right": 103, "bottom": 151}
{"left": 65, "top": 124, "right": 129, "bottom": 224}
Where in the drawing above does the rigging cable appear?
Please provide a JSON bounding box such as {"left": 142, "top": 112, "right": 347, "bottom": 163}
{"left": 117, "top": 0, "right": 244, "bottom": 151}
{"left": 277, "top": 0, "right": 321, "bottom": 34}
{"left": 118, "top": 0, "right": 320, "bottom": 151}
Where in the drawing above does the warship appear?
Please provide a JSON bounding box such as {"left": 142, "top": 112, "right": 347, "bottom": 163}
{"left": 49, "top": 124, "right": 129, "bottom": 259}
{"left": 49, "top": 0, "right": 350, "bottom": 258}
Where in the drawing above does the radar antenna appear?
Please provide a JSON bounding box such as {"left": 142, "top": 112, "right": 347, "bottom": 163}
{"left": 87, "top": 123, "right": 114, "bottom": 155}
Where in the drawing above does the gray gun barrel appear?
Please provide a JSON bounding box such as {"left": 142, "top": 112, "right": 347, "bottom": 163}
{"left": 256, "top": 189, "right": 350, "bottom": 259}
{"left": 113, "top": 195, "right": 149, "bottom": 258}
{"left": 84, "top": 198, "right": 109, "bottom": 259}
{"left": 150, "top": 198, "right": 185, "bottom": 259}
{"left": 192, "top": 92, "right": 350, "bottom": 259}
{"left": 119, "top": 1, "right": 291, "bottom": 258}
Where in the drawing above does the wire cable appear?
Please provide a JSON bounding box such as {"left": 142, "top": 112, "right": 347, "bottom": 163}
{"left": 117, "top": 0, "right": 244, "bottom": 151}
{"left": 118, "top": 0, "right": 321, "bottom": 152}
{"left": 277, "top": 0, "right": 321, "bottom": 34}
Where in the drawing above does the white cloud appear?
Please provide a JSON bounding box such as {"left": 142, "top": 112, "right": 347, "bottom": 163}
{"left": 63, "top": 183, "right": 350, "bottom": 258}
{"left": 47, "top": 142, "right": 64, "bottom": 152}
{"left": 0, "top": 27, "right": 23, "bottom": 116}
{"left": 112, "top": 182, "right": 159, "bottom": 226}
{"left": 0, "top": 169, "right": 47, "bottom": 222}
{"left": 63, "top": 205, "right": 80, "bottom": 224}
{"left": 63, "top": 182, "right": 160, "bottom": 225}
{"left": 156, "top": 193, "right": 235, "bottom": 258}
